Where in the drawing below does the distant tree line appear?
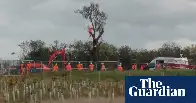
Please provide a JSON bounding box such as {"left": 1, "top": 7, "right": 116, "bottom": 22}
{"left": 17, "top": 40, "right": 196, "bottom": 69}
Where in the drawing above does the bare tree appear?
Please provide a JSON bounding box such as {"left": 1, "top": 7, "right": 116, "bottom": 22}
{"left": 50, "top": 40, "right": 60, "bottom": 50}
{"left": 18, "top": 40, "right": 45, "bottom": 59}
{"left": 50, "top": 40, "right": 67, "bottom": 51}
{"left": 75, "top": 2, "right": 108, "bottom": 62}
{"left": 18, "top": 41, "right": 30, "bottom": 59}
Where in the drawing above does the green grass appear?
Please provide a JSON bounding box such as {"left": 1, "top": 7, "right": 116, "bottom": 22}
{"left": 5, "top": 69, "right": 196, "bottom": 81}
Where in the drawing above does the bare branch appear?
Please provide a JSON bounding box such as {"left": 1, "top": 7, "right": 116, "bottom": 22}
{"left": 75, "top": 2, "right": 107, "bottom": 41}
{"left": 96, "top": 28, "right": 104, "bottom": 40}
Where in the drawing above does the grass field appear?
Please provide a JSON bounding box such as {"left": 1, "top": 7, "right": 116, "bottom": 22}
{"left": 0, "top": 69, "right": 195, "bottom": 103}
{"left": 20, "top": 69, "right": 196, "bottom": 81}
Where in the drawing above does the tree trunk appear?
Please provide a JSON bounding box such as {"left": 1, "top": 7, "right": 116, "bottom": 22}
{"left": 92, "top": 39, "right": 98, "bottom": 60}
{"left": 92, "top": 47, "right": 97, "bottom": 61}
{"left": 92, "top": 39, "right": 98, "bottom": 70}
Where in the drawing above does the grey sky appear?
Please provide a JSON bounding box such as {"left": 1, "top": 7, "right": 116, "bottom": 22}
{"left": 1, "top": 0, "right": 196, "bottom": 59}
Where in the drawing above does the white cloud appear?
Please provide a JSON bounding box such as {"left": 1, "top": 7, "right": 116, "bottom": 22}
{"left": 145, "top": 38, "right": 196, "bottom": 50}
{"left": 0, "top": 10, "right": 10, "bottom": 26}
{"left": 174, "top": 38, "right": 196, "bottom": 47}
{"left": 0, "top": 0, "right": 196, "bottom": 59}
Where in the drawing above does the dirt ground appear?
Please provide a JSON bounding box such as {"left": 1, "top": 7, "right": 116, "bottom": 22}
{"left": 40, "top": 97, "right": 124, "bottom": 103}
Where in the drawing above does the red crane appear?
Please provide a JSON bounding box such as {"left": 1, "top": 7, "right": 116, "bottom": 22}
{"left": 48, "top": 48, "right": 66, "bottom": 67}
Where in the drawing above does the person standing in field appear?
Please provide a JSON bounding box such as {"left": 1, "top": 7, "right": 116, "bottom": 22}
{"left": 132, "top": 64, "right": 136, "bottom": 70}
{"left": 53, "top": 63, "right": 59, "bottom": 72}
{"left": 66, "top": 63, "right": 72, "bottom": 71}
{"left": 140, "top": 65, "right": 144, "bottom": 71}
{"left": 89, "top": 62, "right": 94, "bottom": 71}
{"left": 26, "top": 62, "right": 31, "bottom": 73}
{"left": 118, "top": 63, "right": 123, "bottom": 72}
{"left": 101, "top": 63, "right": 105, "bottom": 71}
{"left": 77, "top": 62, "right": 83, "bottom": 70}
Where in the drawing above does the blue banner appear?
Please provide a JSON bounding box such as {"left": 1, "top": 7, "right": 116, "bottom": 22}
{"left": 125, "top": 76, "right": 196, "bottom": 103}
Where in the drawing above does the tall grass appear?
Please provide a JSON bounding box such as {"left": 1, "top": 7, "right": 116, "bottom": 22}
{"left": 0, "top": 69, "right": 195, "bottom": 103}
{"left": 0, "top": 71, "right": 125, "bottom": 103}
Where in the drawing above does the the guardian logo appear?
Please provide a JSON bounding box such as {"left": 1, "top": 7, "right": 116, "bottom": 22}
{"left": 129, "top": 78, "right": 186, "bottom": 96}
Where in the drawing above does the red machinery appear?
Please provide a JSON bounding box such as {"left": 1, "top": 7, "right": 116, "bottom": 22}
{"left": 48, "top": 48, "right": 66, "bottom": 67}
{"left": 21, "top": 49, "right": 66, "bottom": 69}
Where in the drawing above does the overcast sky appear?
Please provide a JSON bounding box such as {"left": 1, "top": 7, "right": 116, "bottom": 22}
{"left": 1, "top": 0, "right": 196, "bottom": 59}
